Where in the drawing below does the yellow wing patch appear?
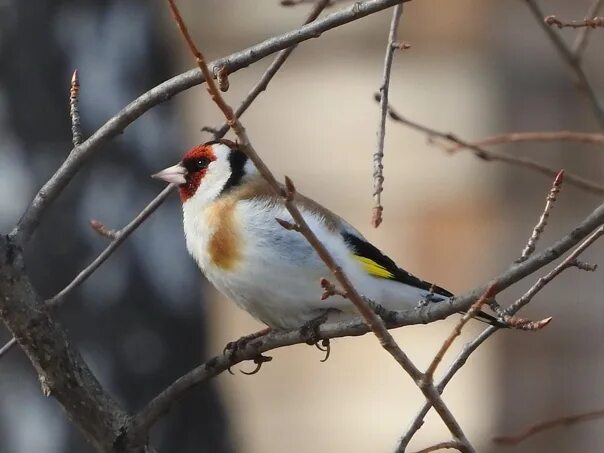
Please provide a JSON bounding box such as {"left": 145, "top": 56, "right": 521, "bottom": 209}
{"left": 354, "top": 255, "right": 395, "bottom": 279}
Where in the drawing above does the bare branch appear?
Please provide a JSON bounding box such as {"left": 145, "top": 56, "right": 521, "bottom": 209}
{"left": 518, "top": 170, "right": 564, "bottom": 262}
{"left": 493, "top": 409, "right": 604, "bottom": 446}
{"left": 372, "top": 2, "right": 404, "bottom": 228}
{"left": 397, "top": 223, "right": 604, "bottom": 451}
{"left": 445, "top": 131, "right": 604, "bottom": 151}
{"left": 525, "top": 0, "right": 604, "bottom": 129}
{"left": 424, "top": 285, "right": 497, "bottom": 381}
{"left": 573, "top": 0, "right": 604, "bottom": 58}
{"left": 545, "top": 14, "right": 604, "bottom": 29}
{"left": 0, "top": 337, "right": 16, "bottom": 360}
{"left": 11, "top": 0, "right": 406, "bottom": 245}
{"left": 209, "top": 0, "right": 331, "bottom": 139}
{"left": 375, "top": 94, "right": 604, "bottom": 196}
{"left": 69, "top": 69, "right": 82, "bottom": 147}
{"left": 411, "top": 440, "right": 466, "bottom": 453}
{"left": 48, "top": 184, "right": 175, "bottom": 308}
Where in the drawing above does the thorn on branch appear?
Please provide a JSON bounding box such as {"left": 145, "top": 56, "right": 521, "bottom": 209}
{"left": 517, "top": 169, "right": 565, "bottom": 262}
{"left": 90, "top": 219, "right": 119, "bottom": 240}
{"left": 69, "top": 69, "right": 82, "bottom": 147}
{"left": 284, "top": 175, "right": 296, "bottom": 200}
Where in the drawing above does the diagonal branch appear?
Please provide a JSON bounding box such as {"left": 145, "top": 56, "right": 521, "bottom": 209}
{"left": 372, "top": 2, "right": 404, "bottom": 228}
{"left": 11, "top": 0, "right": 406, "bottom": 245}
{"left": 493, "top": 408, "right": 604, "bottom": 445}
{"left": 445, "top": 131, "right": 604, "bottom": 151}
{"left": 396, "top": 223, "right": 604, "bottom": 451}
{"left": 375, "top": 94, "right": 604, "bottom": 196}
{"left": 208, "top": 0, "right": 331, "bottom": 138}
{"left": 524, "top": 0, "right": 604, "bottom": 129}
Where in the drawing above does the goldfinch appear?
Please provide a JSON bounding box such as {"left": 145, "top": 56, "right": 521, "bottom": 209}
{"left": 153, "top": 140, "right": 500, "bottom": 331}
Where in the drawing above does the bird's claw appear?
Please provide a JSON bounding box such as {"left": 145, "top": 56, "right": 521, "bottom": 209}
{"left": 240, "top": 354, "right": 272, "bottom": 375}
{"left": 315, "top": 339, "right": 331, "bottom": 362}
{"left": 224, "top": 328, "right": 271, "bottom": 374}
{"left": 300, "top": 312, "right": 329, "bottom": 345}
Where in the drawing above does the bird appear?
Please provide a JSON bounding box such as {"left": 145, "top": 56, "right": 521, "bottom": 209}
{"left": 152, "top": 139, "right": 502, "bottom": 337}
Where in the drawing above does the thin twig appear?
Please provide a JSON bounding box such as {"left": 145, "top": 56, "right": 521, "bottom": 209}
{"left": 545, "top": 15, "right": 604, "bottom": 29}
{"left": 69, "top": 70, "right": 82, "bottom": 147}
{"left": 396, "top": 224, "right": 604, "bottom": 451}
{"left": 573, "top": 0, "right": 604, "bottom": 58}
{"left": 525, "top": 0, "right": 604, "bottom": 129}
{"left": 12, "top": 0, "right": 405, "bottom": 245}
{"left": 374, "top": 94, "right": 604, "bottom": 196}
{"left": 412, "top": 440, "right": 465, "bottom": 453}
{"left": 493, "top": 409, "right": 604, "bottom": 445}
{"left": 445, "top": 131, "right": 604, "bottom": 151}
{"left": 208, "top": 0, "right": 331, "bottom": 138}
{"left": 48, "top": 184, "right": 174, "bottom": 308}
{"left": 518, "top": 170, "right": 565, "bottom": 262}
{"left": 372, "top": 2, "right": 403, "bottom": 228}
{"left": 423, "top": 285, "right": 497, "bottom": 381}
{"left": 0, "top": 337, "right": 16, "bottom": 360}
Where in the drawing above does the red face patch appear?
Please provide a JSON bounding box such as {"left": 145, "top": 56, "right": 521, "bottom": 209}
{"left": 179, "top": 144, "right": 216, "bottom": 202}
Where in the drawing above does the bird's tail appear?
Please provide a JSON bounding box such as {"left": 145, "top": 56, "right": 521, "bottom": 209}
{"left": 472, "top": 310, "right": 507, "bottom": 329}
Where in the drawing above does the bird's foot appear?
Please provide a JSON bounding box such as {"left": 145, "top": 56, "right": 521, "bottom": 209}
{"left": 224, "top": 327, "right": 271, "bottom": 375}
{"left": 240, "top": 354, "right": 273, "bottom": 375}
{"left": 300, "top": 310, "right": 336, "bottom": 362}
{"left": 300, "top": 311, "right": 330, "bottom": 345}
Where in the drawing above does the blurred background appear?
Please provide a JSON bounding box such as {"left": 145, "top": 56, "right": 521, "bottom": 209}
{"left": 0, "top": 1, "right": 603, "bottom": 452}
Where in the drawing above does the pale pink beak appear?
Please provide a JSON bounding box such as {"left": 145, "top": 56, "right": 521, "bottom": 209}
{"left": 152, "top": 163, "right": 187, "bottom": 185}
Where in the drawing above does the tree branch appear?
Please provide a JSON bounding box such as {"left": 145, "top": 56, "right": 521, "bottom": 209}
{"left": 374, "top": 94, "right": 604, "bottom": 196}
{"left": 207, "top": 0, "right": 331, "bottom": 138}
{"left": 525, "top": 0, "right": 604, "bottom": 129}
{"left": 11, "top": 0, "right": 407, "bottom": 245}
{"left": 372, "top": 2, "right": 404, "bottom": 228}
{"left": 445, "top": 131, "right": 604, "bottom": 151}
{"left": 396, "top": 223, "right": 604, "bottom": 451}
{"left": 0, "top": 236, "right": 134, "bottom": 452}
{"left": 493, "top": 408, "right": 604, "bottom": 446}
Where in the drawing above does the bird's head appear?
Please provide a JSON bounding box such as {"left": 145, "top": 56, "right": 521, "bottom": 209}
{"left": 152, "top": 139, "right": 253, "bottom": 204}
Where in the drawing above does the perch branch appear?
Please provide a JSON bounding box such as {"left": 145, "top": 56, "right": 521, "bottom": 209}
{"left": 136, "top": 199, "right": 604, "bottom": 438}
{"left": 372, "top": 2, "right": 404, "bottom": 228}
{"left": 12, "top": 0, "right": 407, "bottom": 245}
{"left": 374, "top": 94, "right": 604, "bottom": 196}
{"left": 412, "top": 440, "right": 466, "bottom": 453}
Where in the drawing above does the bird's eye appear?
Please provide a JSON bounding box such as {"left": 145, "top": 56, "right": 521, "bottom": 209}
{"left": 185, "top": 157, "right": 211, "bottom": 172}
{"left": 196, "top": 158, "right": 210, "bottom": 169}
